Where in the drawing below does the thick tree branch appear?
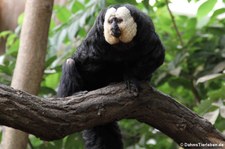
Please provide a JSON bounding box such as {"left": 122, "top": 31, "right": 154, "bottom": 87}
{"left": 0, "top": 83, "right": 225, "bottom": 146}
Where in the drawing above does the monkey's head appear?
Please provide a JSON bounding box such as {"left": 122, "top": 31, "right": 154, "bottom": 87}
{"left": 103, "top": 5, "right": 137, "bottom": 45}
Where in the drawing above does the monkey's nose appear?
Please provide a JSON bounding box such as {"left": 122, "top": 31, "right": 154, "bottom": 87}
{"left": 111, "top": 29, "right": 121, "bottom": 38}
{"left": 111, "top": 23, "right": 121, "bottom": 38}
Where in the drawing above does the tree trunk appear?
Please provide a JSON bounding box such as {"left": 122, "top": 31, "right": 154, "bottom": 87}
{"left": 0, "top": 0, "right": 26, "bottom": 55}
{"left": 0, "top": 83, "right": 224, "bottom": 148}
{"left": 0, "top": 0, "right": 67, "bottom": 55}
{"left": 1, "top": 0, "right": 53, "bottom": 149}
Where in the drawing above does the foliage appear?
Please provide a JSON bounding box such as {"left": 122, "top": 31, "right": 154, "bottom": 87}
{"left": 0, "top": 0, "right": 225, "bottom": 148}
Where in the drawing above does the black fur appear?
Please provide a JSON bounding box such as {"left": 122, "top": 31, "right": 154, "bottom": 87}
{"left": 58, "top": 4, "right": 165, "bottom": 149}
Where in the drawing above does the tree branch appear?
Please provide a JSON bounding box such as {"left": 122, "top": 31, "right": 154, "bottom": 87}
{"left": 165, "top": 0, "right": 184, "bottom": 47}
{"left": 165, "top": 0, "right": 202, "bottom": 104}
{"left": 0, "top": 83, "right": 225, "bottom": 146}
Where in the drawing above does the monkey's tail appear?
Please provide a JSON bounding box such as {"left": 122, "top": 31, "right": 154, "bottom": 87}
{"left": 82, "top": 122, "right": 123, "bottom": 149}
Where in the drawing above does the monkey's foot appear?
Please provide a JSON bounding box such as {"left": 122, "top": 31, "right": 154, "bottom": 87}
{"left": 125, "top": 79, "right": 139, "bottom": 96}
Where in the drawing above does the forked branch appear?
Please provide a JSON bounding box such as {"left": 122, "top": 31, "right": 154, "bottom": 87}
{"left": 0, "top": 83, "right": 224, "bottom": 147}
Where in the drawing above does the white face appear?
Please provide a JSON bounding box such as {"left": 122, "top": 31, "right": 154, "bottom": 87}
{"left": 103, "top": 7, "right": 137, "bottom": 45}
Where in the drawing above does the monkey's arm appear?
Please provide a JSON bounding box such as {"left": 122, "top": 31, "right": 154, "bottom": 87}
{"left": 124, "top": 33, "right": 165, "bottom": 92}
{"left": 57, "top": 58, "right": 83, "bottom": 97}
{"left": 136, "top": 33, "right": 165, "bottom": 78}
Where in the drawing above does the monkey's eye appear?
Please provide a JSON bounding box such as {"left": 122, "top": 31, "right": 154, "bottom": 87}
{"left": 108, "top": 19, "right": 113, "bottom": 24}
{"left": 117, "top": 18, "right": 123, "bottom": 23}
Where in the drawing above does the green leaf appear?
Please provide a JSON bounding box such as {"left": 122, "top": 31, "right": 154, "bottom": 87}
{"left": 197, "top": 0, "right": 217, "bottom": 19}
{"left": 0, "top": 132, "right": 2, "bottom": 142}
{"left": 71, "top": 1, "right": 85, "bottom": 13}
{"left": 155, "top": 1, "right": 166, "bottom": 8}
{"left": 210, "top": 8, "right": 225, "bottom": 20}
{"left": 0, "top": 31, "right": 12, "bottom": 38}
{"left": 143, "top": 0, "right": 150, "bottom": 9}
{"left": 39, "top": 86, "right": 56, "bottom": 95}
{"left": 55, "top": 6, "right": 72, "bottom": 23}
{"left": 17, "top": 13, "right": 24, "bottom": 26}
{"left": 77, "top": 28, "right": 87, "bottom": 37}
{"left": 197, "top": 73, "right": 225, "bottom": 84}
{"left": 221, "top": 106, "right": 225, "bottom": 118}
{"left": 43, "top": 72, "right": 60, "bottom": 89}
{"left": 0, "top": 65, "right": 12, "bottom": 75}
{"left": 6, "top": 34, "right": 17, "bottom": 47}
{"left": 64, "top": 134, "right": 84, "bottom": 149}
{"left": 207, "top": 85, "right": 225, "bottom": 100}
{"left": 114, "top": 0, "right": 136, "bottom": 5}
{"left": 195, "top": 99, "right": 214, "bottom": 115}
{"left": 45, "top": 56, "right": 57, "bottom": 68}
{"left": 29, "top": 136, "right": 43, "bottom": 147}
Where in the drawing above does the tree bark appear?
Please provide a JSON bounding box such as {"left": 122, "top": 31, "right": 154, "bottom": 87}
{"left": 0, "top": 0, "right": 26, "bottom": 55}
{"left": 0, "top": 0, "right": 66, "bottom": 55}
{"left": 0, "top": 83, "right": 224, "bottom": 148}
{"left": 1, "top": 0, "right": 53, "bottom": 149}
